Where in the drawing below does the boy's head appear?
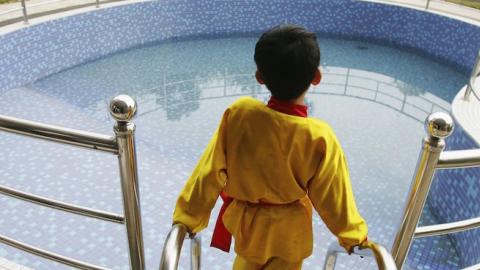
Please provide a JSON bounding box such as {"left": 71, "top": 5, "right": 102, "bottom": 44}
{"left": 254, "top": 24, "right": 321, "bottom": 101}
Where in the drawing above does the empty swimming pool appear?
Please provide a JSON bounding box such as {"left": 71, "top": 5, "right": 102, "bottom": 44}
{"left": 0, "top": 35, "right": 469, "bottom": 269}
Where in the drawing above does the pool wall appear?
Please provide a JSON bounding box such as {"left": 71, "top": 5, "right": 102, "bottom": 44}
{"left": 1, "top": 0, "right": 480, "bottom": 267}
{"left": 0, "top": 0, "right": 479, "bottom": 94}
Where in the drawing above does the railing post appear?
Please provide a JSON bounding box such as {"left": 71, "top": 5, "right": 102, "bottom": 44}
{"left": 323, "top": 249, "right": 338, "bottom": 270}
{"left": 464, "top": 50, "right": 480, "bottom": 101}
{"left": 110, "top": 95, "right": 145, "bottom": 270}
{"left": 391, "top": 112, "right": 454, "bottom": 269}
{"left": 159, "top": 224, "right": 188, "bottom": 270}
{"left": 426, "top": 0, "right": 431, "bottom": 9}
{"left": 96, "top": 0, "right": 100, "bottom": 8}
{"left": 190, "top": 235, "right": 201, "bottom": 270}
{"left": 20, "top": 0, "right": 28, "bottom": 24}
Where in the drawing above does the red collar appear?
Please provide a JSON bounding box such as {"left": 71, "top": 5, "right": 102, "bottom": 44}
{"left": 267, "top": 96, "right": 308, "bottom": 117}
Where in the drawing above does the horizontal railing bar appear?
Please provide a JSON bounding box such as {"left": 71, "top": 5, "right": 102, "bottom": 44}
{"left": 0, "top": 7, "right": 23, "bottom": 16}
{"left": 415, "top": 216, "right": 480, "bottom": 238}
{"left": 28, "top": 0, "right": 63, "bottom": 9}
{"left": 437, "top": 149, "right": 480, "bottom": 169}
{"left": 0, "top": 184, "right": 125, "bottom": 224}
{"left": 0, "top": 114, "right": 118, "bottom": 154}
{"left": 0, "top": 234, "right": 109, "bottom": 270}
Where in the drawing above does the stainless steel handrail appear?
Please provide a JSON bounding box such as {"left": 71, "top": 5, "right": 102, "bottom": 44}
{"left": 391, "top": 111, "right": 480, "bottom": 269}
{"left": 0, "top": 95, "right": 145, "bottom": 270}
{"left": 415, "top": 216, "right": 480, "bottom": 238}
{"left": 464, "top": 50, "right": 480, "bottom": 101}
{"left": 0, "top": 234, "right": 109, "bottom": 270}
{"left": 323, "top": 241, "right": 397, "bottom": 270}
{"left": 0, "top": 184, "right": 125, "bottom": 223}
{"left": 391, "top": 112, "right": 454, "bottom": 268}
{"left": 190, "top": 234, "right": 201, "bottom": 270}
{"left": 0, "top": 114, "right": 118, "bottom": 154}
{"left": 159, "top": 223, "right": 201, "bottom": 270}
{"left": 437, "top": 149, "right": 480, "bottom": 169}
{"left": 0, "top": 0, "right": 106, "bottom": 24}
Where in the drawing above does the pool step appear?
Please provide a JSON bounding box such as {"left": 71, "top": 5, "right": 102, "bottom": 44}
{"left": 0, "top": 257, "right": 32, "bottom": 270}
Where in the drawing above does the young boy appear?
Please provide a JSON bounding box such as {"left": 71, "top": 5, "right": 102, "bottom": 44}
{"left": 172, "top": 25, "right": 368, "bottom": 270}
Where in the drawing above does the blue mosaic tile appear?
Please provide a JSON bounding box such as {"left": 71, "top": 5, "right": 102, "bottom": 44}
{"left": 427, "top": 125, "right": 480, "bottom": 267}
{"left": 0, "top": 0, "right": 479, "bottom": 94}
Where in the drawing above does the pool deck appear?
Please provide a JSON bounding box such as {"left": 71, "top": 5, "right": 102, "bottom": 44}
{"left": 0, "top": 0, "right": 479, "bottom": 35}
{"left": 367, "top": 0, "right": 480, "bottom": 25}
{"left": 0, "top": 0, "right": 141, "bottom": 35}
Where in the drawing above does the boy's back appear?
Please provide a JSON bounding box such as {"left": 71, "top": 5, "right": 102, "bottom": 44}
{"left": 174, "top": 96, "right": 367, "bottom": 265}
{"left": 172, "top": 25, "right": 368, "bottom": 270}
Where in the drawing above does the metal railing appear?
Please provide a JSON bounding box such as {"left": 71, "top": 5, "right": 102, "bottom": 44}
{"left": 323, "top": 242, "right": 397, "bottom": 270}
{"left": 0, "top": 0, "right": 104, "bottom": 25}
{"left": 391, "top": 111, "right": 480, "bottom": 269}
{"left": 366, "top": 0, "right": 480, "bottom": 23}
{"left": 160, "top": 224, "right": 395, "bottom": 270}
{"left": 0, "top": 95, "right": 145, "bottom": 270}
{"left": 159, "top": 223, "right": 201, "bottom": 270}
{"left": 464, "top": 50, "right": 480, "bottom": 101}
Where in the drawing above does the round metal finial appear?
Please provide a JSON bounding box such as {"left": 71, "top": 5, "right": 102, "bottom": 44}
{"left": 425, "top": 112, "right": 454, "bottom": 139}
{"left": 109, "top": 95, "right": 137, "bottom": 122}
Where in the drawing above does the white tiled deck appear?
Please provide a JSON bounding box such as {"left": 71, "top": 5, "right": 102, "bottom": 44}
{"left": 366, "top": 0, "right": 480, "bottom": 26}
{"left": 452, "top": 77, "right": 480, "bottom": 144}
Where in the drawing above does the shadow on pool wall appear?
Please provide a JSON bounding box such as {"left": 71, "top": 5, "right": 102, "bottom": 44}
{"left": 0, "top": 0, "right": 480, "bottom": 267}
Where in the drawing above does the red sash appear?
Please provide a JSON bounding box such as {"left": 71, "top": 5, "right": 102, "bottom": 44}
{"left": 210, "top": 191, "right": 234, "bottom": 252}
{"left": 210, "top": 191, "right": 296, "bottom": 252}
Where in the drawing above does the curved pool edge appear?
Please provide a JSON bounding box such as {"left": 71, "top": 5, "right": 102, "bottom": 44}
{"left": 452, "top": 83, "right": 480, "bottom": 146}
{"left": 0, "top": 0, "right": 479, "bottom": 94}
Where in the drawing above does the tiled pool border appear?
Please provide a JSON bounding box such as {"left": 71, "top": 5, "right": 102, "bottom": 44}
{"left": 0, "top": 0, "right": 480, "bottom": 267}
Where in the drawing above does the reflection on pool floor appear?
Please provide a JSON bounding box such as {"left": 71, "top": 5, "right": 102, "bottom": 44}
{"left": 0, "top": 36, "right": 468, "bottom": 269}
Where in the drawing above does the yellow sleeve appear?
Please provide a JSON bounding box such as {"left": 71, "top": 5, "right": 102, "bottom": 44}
{"left": 172, "top": 109, "right": 229, "bottom": 233}
{"left": 307, "top": 130, "right": 368, "bottom": 252}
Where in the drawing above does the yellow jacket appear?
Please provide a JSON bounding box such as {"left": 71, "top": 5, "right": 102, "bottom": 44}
{"left": 173, "top": 97, "right": 367, "bottom": 264}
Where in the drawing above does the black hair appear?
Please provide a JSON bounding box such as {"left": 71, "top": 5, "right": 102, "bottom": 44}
{"left": 254, "top": 24, "right": 320, "bottom": 101}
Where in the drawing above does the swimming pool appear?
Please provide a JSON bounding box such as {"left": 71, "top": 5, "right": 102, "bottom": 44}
{"left": 0, "top": 35, "right": 469, "bottom": 269}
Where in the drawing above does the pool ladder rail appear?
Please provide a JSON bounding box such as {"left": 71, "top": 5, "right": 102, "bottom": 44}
{"left": 464, "top": 50, "right": 480, "bottom": 101}
{"left": 159, "top": 224, "right": 201, "bottom": 270}
{"left": 158, "top": 223, "right": 396, "bottom": 270}
{"left": 0, "top": 95, "right": 145, "bottom": 270}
